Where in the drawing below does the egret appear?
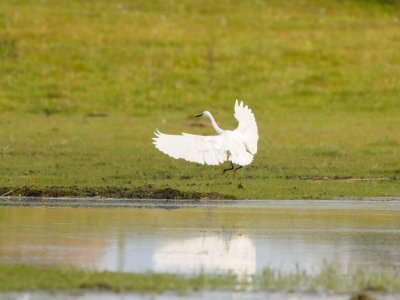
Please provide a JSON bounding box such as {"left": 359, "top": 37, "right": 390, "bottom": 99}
{"left": 153, "top": 100, "right": 258, "bottom": 175}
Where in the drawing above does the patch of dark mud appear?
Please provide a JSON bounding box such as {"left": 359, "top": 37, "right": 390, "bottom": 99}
{"left": 0, "top": 186, "right": 235, "bottom": 200}
{"left": 84, "top": 112, "right": 108, "bottom": 118}
{"left": 79, "top": 282, "right": 113, "bottom": 291}
{"left": 351, "top": 292, "right": 373, "bottom": 300}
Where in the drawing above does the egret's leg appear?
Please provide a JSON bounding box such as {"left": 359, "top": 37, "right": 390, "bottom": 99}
{"left": 222, "top": 161, "right": 234, "bottom": 175}
{"left": 233, "top": 166, "right": 243, "bottom": 177}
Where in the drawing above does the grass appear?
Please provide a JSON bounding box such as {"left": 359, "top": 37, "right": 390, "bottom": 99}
{"left": 0, "top": 264, "right": 237, "bottom": 293}
{"left": 0, "top": 0, "right": 399, "bottom": 199}
{"left": 261, "top": 265, "right": 400, "bottom": 292}
{"left": 1, "top": 263, "right": 400, "bottom": 293}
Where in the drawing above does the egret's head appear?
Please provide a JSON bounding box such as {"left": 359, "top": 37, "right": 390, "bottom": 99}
{"left": 195, "top": 111, "right": 211, "bottom": 118}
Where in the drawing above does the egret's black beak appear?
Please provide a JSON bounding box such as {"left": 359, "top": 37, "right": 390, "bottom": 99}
{"left": 195, "top": 113, "right": 203, "bottom": 118}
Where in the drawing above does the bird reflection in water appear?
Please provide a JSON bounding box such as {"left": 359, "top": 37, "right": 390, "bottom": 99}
{"left": 152, "top": 233, "right": 256, "bottom": 280}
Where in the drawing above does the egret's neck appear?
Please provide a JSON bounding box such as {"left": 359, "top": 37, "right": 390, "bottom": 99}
{"left": 206, "top": 114, "right": 224, "bottom": 134}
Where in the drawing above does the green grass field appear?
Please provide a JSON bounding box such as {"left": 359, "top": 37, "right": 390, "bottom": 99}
{"left": 0, "top": 0, "right": 399, "bottom": 199}
{"left": 1, "top": 264, "right": 400, "bottom": 293}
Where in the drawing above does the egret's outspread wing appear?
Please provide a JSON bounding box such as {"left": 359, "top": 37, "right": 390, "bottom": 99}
{"left": 234, "top": 100, "right": 258, "bottom": 155}
{"left": 153, "top": 131, "right": 228, "bottom": 165}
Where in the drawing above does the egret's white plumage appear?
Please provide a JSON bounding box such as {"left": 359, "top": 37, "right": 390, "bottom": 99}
{"left": 153, "top": 100, "right": 258, "bottom": 168}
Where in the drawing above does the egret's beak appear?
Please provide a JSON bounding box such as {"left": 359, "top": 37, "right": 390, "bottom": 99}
{"left": 194, "top": 113, "right": 203, "bottom": 118}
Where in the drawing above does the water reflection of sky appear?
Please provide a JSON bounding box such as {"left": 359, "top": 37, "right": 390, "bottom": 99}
{"left": 97, "top": 228, "right": 400, "bottom": 276}
{"left": 1, "top": 206, "right": 400, "bottom": 276}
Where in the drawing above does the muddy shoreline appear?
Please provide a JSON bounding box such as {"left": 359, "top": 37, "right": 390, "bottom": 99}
{"left": 0, "top": 186, "right": 235, "bottom": 200}
{"left": 1, "top": 196, "right": 400, "bottom": 209}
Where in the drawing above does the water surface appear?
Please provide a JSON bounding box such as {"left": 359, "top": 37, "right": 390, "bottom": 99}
{"left": 4, "top": 291, "right": 399, "bottom": 300}
{"left": 1, "top": 199, "right": 399, "bottom": 277}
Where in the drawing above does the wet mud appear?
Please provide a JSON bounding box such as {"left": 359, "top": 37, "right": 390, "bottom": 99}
{"left": 0, "top": 186, "right": 235, "bottom": 200}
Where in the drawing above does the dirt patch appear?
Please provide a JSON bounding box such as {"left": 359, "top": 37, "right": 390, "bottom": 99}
{"left": 351, "top": 292, "right": 373, "bottom": 300}
{"left": 79, "top": 282, "right": 113, "bottom": 291}
{"left": 0, "top": 186, "right": 235, "bottom": 200}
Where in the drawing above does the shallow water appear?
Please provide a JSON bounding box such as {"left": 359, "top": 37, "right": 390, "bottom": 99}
{"left": 1, "top": 199, "right": 400, "bottom": 277}
{"left": 3, "top": 291, "right": 399, "bottom": 300}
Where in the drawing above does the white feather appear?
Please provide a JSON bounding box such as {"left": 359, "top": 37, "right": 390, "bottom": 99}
{"left": 234, "top": 99, "right": 259, "bottom": 155}
{"left": 153, "top": 133, "right": 226, "bottom": 165}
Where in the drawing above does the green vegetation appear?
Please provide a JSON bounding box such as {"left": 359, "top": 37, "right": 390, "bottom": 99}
{"left": 261, "top": 265, "right": 400, "bottom": 292}
{"left": 0, "top": 264, "right": 237, "bottom": 293}
{"left": 1, "top": 264, "right": 400, "bottom": 293}
{"left": 0, "top": 0, "right": 399, "bottom": 199}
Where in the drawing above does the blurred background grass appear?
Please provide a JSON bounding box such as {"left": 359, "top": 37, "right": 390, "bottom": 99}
{"left": 0, "top": 0, "right": 399, "bottom": 198}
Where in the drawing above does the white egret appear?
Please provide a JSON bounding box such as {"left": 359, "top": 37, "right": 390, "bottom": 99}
{"left": 153, "top": 100, "right": 258, "bottom": 175}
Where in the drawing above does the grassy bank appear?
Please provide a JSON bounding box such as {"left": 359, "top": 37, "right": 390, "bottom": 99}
{"left": 1, "top": 264, "right": 400, "bottom": 293}
{"left": 0, "top": 0, "right": 399, "bottom": 199}
{"left": 0, "top": 112, "right": 398, "bottom": 199}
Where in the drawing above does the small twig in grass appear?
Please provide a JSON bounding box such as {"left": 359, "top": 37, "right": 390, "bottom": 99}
{"left": 0, "top": 189, "right": 14, "bottom": 197}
